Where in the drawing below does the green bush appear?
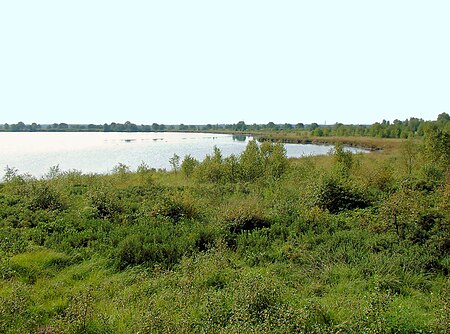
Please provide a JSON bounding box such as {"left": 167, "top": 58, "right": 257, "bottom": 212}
{"left": 149, "top": 193, "right": 197, "bottom": 222}
{"left": 28, "top": 181, "right": 66, "bottom": 211}
{"left": 194, "top": 140, "right": 288, "bottom": 183}
{"left": 116, "top": 222, "right": 199, "bottom": 270}
{"left": 231, "top": 274, "right": 280, "bottom": 322}
{"left": 314, "top": 177, "right": 370, "bottom": 213}
{"left": 87, "top": 185, "right": 122, "bottom": 219}
{"left": 220, "top": 199, "right": 270, "bottom": 249}
{"left": 181, "top": 154, "right": 199, "bottom": 177}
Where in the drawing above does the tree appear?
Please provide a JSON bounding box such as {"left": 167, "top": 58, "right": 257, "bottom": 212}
{"left": 423, "top": 123, "right": 450, "bottom": 167}
{"left": 239, "top": 140, "right": 263, "bottom": 181}
{"left": 262, "top": 142, "right": 288, "bottom": 178}
{"left": 332, "top": 143, "right": 355, "bottom": 179}
{"left": 400, "top": 137, "right": 418, "bottom": 175}
{"left": 124, "top": 121, "right": 138, "bottom": 132}
{"left": 3, "top": 166, "right": 19, "bottom": 182}
{"left": 181, "top": 155, "right": 199, "bottom": 177}
{"left": 223, "top": 154, "right": 240, "bottom": 182}
{"left": 235, "top": 121, "right": 247, "bottom": 131}
{"left": 12, "top": 122, "right": 27, "bottom": 131}
{"left": 437, "top": 112, "right": 450, "bottom": 122}
{"left": 169, "top": 154, "right": 181, "bottom": 172}
{"left": 313, "top": 127, "right": 323, "bottom": 136}
{"left": 195, "top": 147, "right": 224, "bottom": 183}
{"left": 30, "top": 123, "right": 40, "bottom": 131}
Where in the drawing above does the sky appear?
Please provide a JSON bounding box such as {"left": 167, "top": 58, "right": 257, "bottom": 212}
{"left": 0, "top": 1, "right": 449, "bottom": 125}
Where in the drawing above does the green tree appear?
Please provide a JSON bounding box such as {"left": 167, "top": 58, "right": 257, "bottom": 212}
{"left": 423, "top": 123, "right": 450, "bottom": 168}
{"left": 313, "top": 127, "right": 323, "bottom": 136}
{"left": 181, "top": 155, "right": 199, "bottom": 177}
{"left": 437, "top": 112, "right": 450, "bottom": 123}
{"left": 400, "top": 137, "right": 419, "bottom": 175}
{"left": 169, "top": 154, "right": 181, "bottom": 172}
{"left": 235, "top": 121, "right": 247, "bottom": 131}
{"left": 239, "top": 140, "right": 263, "bottom": 181}
{"left": 195, "top": 150, "right": 223, "bottom": 183}
{"left": 223, "top": 154, "right": 240, "bottom": 182}
{"left": 332, "top": 143, "right": 354, "bottom": 179}
{"left": 262, "top": 142, "right": 287, "bottom": 178}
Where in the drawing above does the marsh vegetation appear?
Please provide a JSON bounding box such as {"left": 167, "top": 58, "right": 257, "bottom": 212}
{"left": 0, "top": 120, "right": 449, "bottom": 333}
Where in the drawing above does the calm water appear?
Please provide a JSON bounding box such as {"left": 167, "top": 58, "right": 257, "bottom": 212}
{"left": 0, "top": 132, "right": 367, "bottom": 178}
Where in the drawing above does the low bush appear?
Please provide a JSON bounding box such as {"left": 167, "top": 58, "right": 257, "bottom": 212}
{"left": 219, "top": 198, "right": 270, "bottom": 250}
{"left": 149, "top": 192, "right": 197, "bottom": 223}
{"left": 87, "top": 185, "right": 122, "bottom": 219}
{"left": 314, "top": 177, "right": 370, "bottom": 213}
{"left": 28, "top": 181, "right": 66, "bottom": 211}
{"left": 116, "top": 222, "right": 202, "bottom": 270}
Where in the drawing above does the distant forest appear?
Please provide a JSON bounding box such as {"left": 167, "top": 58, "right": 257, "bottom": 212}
{"left": 1, "top": 112, "right": 449, "bottom": 139}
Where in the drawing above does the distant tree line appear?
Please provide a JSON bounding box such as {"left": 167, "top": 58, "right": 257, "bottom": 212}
{"left": 1, "top": 113, "right": 448, "bottom": 138}
{"left": 1, "top": 121, "right": 171, "bottom": 132}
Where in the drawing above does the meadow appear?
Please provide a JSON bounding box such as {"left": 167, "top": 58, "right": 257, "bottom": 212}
{"left": 0, "top": 127, "right": 448, "bottom": 333}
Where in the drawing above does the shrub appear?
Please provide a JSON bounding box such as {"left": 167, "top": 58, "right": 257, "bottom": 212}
{"left": 116, "top": 222, "right": 200, "bottom": 270}
{"left": 332, "top": 143, "right": 355, "bottom": 179}
{"left": 379, "top": 189, "right": 423, "bottom": 239}
{"left": 260, "top": 141, "right": 288, "bottom": 179}
{"left": 194, "top": 155, "right": 224, "bottom": 183}
{"left": 3, "top": 166, "right": 19, "bottom": 182}
{"left": 220, "top": 199, "right": 270, "bottom": 249}
{"left": 169, "top": 153, "right": 181, "bottom": 172}
{"left": 87, "top": 185, "right": 122, "bottom": 219}
{"left": 239, "top": 140, "right": 263, "bottom": 182}
{"left": 194, "top": 141, "right": 288, "bottom": 183}
{"left": 111, "top": 162, "right": 131, "bottom": 175}
{"left": 117, "top": 234, "right": 148, "bottom": 269}
{"left": 231, "top": 274, "right": 280, "bottom": 322}
{"left": 149, "top": 193, "right": 197, "bottom": 222}
{"left": 314, "top": 177, "right": 370, "bottom": 213}
{"left": 221, "top": 199, "right": 269, "bottom": 235}
{"left": 28, "top": 181, "right": 66, "bottom": 211}
{"left": 181, "top": 154, "right": 199, "bottom": 177}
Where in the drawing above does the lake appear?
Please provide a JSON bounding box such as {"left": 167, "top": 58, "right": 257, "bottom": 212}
{"left": 0, "top": 132, "right": 367, "bottom": 178}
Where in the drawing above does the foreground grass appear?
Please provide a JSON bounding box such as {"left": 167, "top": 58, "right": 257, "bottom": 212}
{"left": 0, "top": 137, "right": 449, "bottom": 333}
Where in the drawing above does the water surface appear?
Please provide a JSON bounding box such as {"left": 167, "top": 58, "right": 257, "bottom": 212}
{"left": 0, "top": 132, "right": 367, "bottom": 178}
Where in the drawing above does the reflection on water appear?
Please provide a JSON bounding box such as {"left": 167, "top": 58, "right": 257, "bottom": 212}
{"left": 232, "top": 135, "right": 247, "bottom": 142}
{"left": 0, "top": 132, "right": 368, "bottom": 178}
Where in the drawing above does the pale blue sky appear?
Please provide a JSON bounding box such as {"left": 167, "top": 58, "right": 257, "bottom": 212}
{"left": 0, "top": 1, "right": 449, "bottom": 125}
